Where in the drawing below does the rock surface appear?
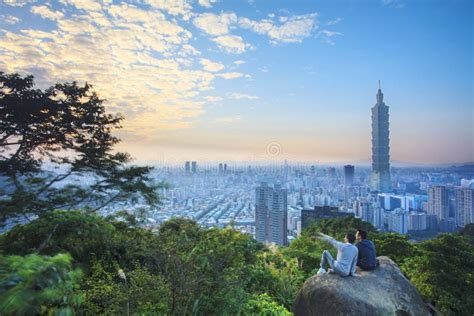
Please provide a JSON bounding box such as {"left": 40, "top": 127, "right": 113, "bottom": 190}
{"left": 292, "top": 256, "right": 429, "bottom": 316}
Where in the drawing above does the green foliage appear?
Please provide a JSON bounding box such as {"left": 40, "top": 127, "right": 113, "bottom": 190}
{"left": 0, "top": 210, "right": 161, "bottom": 271}
{"left": 250, "top": 247, "right": 305, "bottom": 309}
{"left": 459, "top": 223, "right": 474, "bottom": 245}
{"left": 0, "top": 253, "right": 82, "bottom": 315}
{"left": 185, "top": 227, "right": 261, "bottom": 314}
{"left": 80, "top": 262, "right": 170, "bottom": 315}
{"left": 241, "top": 293, "right": 292, "bottom": 316}
{"left": 372, "top": 233, "right": 415, "bottom": 266}
{"left": 402, "top": 234, "right": 474, "bottom": 315}
{"left": 2, "top": 211, "right": 473, "bottom": 315}
{"left": 282, "top": 234, "right": 325, "bottom": 276}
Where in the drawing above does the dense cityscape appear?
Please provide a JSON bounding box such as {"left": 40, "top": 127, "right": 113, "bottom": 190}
{"left": 115, "top": 85, "right": 473, "bottom": 245}
{"left": 5, "top": 85, "right": 467, "bottom": 246}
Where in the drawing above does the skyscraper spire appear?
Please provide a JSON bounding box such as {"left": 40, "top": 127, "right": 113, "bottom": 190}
{"left": 371, "top": 82, "right": 391, "bottom": 193}
{"left": 376, "top": 80, "right": 384, "bottom": 103}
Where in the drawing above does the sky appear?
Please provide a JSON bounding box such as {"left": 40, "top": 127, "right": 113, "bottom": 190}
{"left": 0, "top": 0, "right": 473, "bottom": 165}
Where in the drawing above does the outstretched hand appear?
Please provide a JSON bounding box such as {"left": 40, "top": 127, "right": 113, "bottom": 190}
{"left": 316, "top": 232, "right": 332, "bottom": 240}
{"left": 318, "top": 232, "right": 331, "bottom": 237}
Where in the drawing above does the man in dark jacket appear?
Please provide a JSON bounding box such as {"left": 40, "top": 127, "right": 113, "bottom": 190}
{"left": 355, "top": 229, "right": 378, "bottom": 271}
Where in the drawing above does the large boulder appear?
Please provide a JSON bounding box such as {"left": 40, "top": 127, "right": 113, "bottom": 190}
{"left": 293, "top": 256, "right": 429, "bottom": 316}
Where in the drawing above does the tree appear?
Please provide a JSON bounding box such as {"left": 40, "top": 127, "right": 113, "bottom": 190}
{"left": 240, "top": 293, "right": 292, "bottom": 316}
{"left": 0, "top": 72, "right": 161, "bottom": 220}
{"left": 80, "top": 262, "right": 170, "bottom": 315}
{"left": 402, "top": 234, "right": 474, "bottom": 315}
{"left": 0, "top": 253, "right": 82, "bottom": 315}
{"left": 371, "top": 232, "right": 415, "bottom": 266}
{"left": 251, "top": 247, "right": 305, "bottom": 310}
{"left": 459, "top": 223, "right": 474, "bottom": 245}
{"left": 0, "top": 210, "right": 162, "bottom": 271}
{"left": 282, "top": 234, "right": 325, "bottom": 277}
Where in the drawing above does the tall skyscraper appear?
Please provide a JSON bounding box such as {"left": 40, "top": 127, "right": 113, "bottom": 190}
{"left": 185, "top": 161, "right": 190, "bottom": 173}
{"left": 428, "top": 185, "right": 449, "bottom": 221}
{"left": 255, "top": 183, "right": 288, "bottom": 246}
{"left": 371, "top": 81, "right": 392, "bottom": 192}
{"left": 455, "top": 188, "right": 474, "bottom": 227}
{"left": 344, "top": 165, "right": 355, "bottom": 187}
{"left": 191, "top": 161, "right": 197, "bottom": 173}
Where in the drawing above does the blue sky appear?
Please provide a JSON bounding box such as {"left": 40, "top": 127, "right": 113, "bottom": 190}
{"left": 0, "top": 0, "right": 472, "bottom": 164}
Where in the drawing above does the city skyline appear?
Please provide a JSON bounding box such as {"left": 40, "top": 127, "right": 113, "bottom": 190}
{"left": 0, "top": 0, "right": 472, "bottom": 164}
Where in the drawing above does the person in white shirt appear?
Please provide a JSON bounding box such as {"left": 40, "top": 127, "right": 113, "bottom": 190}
{"left": 316, "top": 232, "right": 358, "bottom": 277}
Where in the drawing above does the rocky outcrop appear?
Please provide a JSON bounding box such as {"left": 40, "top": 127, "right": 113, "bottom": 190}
{"left": 293, "top": 256, "right": 429, "bottom": 316}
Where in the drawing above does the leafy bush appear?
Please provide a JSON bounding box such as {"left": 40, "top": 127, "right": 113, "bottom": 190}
{"left": 0, "top": 253, "right": 82, "bottom": 315}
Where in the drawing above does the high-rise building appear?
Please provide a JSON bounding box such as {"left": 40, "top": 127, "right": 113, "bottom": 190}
{"left": 219, "top": 163, "right": 223, "bottom": 173}
{"left": 371, "top": 82, "right": 392, "bottom": 193}
{"left": 191, "top": 161, "right": 197, "bottom": 173}
{"left": 343, "top": 165, "right": 355, "bottom": 209}
{"left": 455, "top": 188, "right": 474, "bottom": 227}
{"left": 255, "top": 183, "right": 272, "bottom": 243}
{"left": 408, "top": 213, "right": 428, "bottom": 231}
{"left": 224, "top": 163, "right": 227, "bottom": 173}
{"left": 428, "top": 185, "right": 449, "bottom": 221}
{"left": 255, "top": 183, "right": 288, "bottom": 246}
{"left": 344, "top": 165, "right": 355, "bottom": 187}
{"left": 387, "top": 208, "right": 408, "bottom": 234}
{"left": 372, "top": 206, "right": 384, "bottom": 229}
{"left": 185, "top": 161, "right": 190, "bottom": 173}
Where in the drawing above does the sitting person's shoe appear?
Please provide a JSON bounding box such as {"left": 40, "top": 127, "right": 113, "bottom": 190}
{"left": 317, "top": 268, "right": 326, "bottom": 275}
{"left": 328, "top": 268, "right": 335, "bottom": 274}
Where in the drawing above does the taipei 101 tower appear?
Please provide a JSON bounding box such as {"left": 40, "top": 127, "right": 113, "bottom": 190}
{"left": 371, "top": 81, "right": 392, "bottom": 192}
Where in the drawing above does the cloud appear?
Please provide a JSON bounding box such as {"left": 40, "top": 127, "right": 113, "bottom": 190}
{"left": 198, "top": 0, "right": 217, "bottom": 8}
{"left": 212, "top": 35, "right": 249, "bottom": 54}
{"left": 239, "top": 13, "right": 318, "bottom": 44}
{"left": 59, "top": 0, "right": 104, "bottom": 11}
{"left": 382, "top": 0, "right": 405, "bottom": 9}
{"left": 0, "top": 1, "right": 320, "bottom": 141}
{"left": 326, "top": 17, "right": 343, "bottom": 26}
{"left": 0, "top": 15, "right": 21, "bottom": 25}
{"left": 233, "top": 60, "right": 245, "bottom": 65}
{"left": 144, "top": 0, "right": 193, "bottom": 19}
{"left": 193, "top": 12, "right": 237, "bottom": 36}
{"left": 31, "top": 6, "right": 64, "bottom": 20}
{"left": 320, "top": 30, "right": 342, "bottom": 37}
{"left": 193, "top": 11, "right": 317, "bottom": 53}
{"left": 0, "top": 1, "right": 218, "bottom": 138}
{"left": 317, "top": 29, "right": 343, "bottom": 45}
{"left": 218, "top": 72, "right": 243, "bottom": 79}
{"left": 193, "top": 13, "right": 251, "bottom": 54}
{"left": 2, "top": 0, "right": 34, "bottom": 7}
{"left": 228, "top": 92, "right": 258, "bottom": 100}
{"left": 200, "top": 58, "right": 224, "bottom": 72}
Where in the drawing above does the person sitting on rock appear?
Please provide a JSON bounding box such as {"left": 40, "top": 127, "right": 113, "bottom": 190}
{"left": 355, "top": 229, "right": 378, "bottom": 271}
{"left": 316, "top": 232, "right": 358, "bottom": 277}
